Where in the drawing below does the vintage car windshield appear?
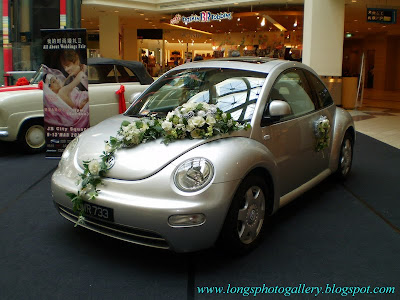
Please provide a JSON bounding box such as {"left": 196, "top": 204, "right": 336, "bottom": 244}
{"left": 126, "top": 68, "right": 267, "bottom": 122}
{"left": 30, "top": 65, "right": 44, "bottom": 84}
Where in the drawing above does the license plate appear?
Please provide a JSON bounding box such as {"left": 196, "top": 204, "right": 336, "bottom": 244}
{"left": 81, "top": 201, "right": 114, "bottom": 222}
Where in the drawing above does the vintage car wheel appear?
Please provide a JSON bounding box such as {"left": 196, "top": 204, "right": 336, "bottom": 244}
{"left": 336, "top": 132, "right": 354, "bottom": 179}
{"left": 19, "top": 120, "right": 46, "bottom": 153}
{"left": 219, "top": 175, "right": 269, "bottom": 253}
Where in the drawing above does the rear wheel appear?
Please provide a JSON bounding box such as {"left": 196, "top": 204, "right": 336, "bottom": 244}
{"left": 336, "top": 131, "right": 354, "bottom": 179}
{"left": 19, "top": 120, "right": 46, "bottom": 153}
{"left": 219, "top": 175, "right": 269, "bottom": 253}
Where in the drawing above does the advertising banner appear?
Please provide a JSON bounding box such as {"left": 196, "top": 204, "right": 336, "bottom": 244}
{"left": 41, "top": 29, "right": 89, "bottom": 158}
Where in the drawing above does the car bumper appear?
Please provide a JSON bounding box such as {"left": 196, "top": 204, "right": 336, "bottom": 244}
{"left": 0, "top": 129, "right": 9, "bottom": 138}
{"left": 51, "top": 163, "right": 240, "bottom": 253}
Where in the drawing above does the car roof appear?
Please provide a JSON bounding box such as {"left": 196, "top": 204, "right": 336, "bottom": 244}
{"left": 172, "top": 56, "right": 291, "bottom": 74}
{"left": 88, "top": 57, "right": 153, "bottom": 84}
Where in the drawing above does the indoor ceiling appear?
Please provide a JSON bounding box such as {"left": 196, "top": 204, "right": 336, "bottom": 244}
{"left": 81, "top": 0, "right": 400, "bottom": 39}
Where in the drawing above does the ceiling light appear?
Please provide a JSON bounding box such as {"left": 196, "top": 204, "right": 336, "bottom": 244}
{"left": 237, "top": 18, "right": 240, "bottom": 21}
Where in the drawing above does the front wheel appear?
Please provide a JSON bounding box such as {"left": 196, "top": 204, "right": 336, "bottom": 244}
{"left": 18, "top": 120, "right": 46, "bottom": 153}
{"left": 335, "top": 131, "right": 354, "bottom": 179}
{"left": 218, "top": 175, "right": 269, "bottom": 253}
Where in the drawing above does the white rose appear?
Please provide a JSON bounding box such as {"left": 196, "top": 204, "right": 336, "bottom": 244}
{"left": 197, "top": 110, "right": 206, "bottom": 117}
{"left": 166, "top": 111, "right": 175, "bottom": 121}
{"left": 88, "top": 160, "right": 100, "bottom": 175}
{"left": 222, "top": 113, "right": 227, "bottom": 120}
{"left": 206, "top": 115, "right": 216, "bottom": 126}
{"left": 140, "top": 122, "right": 149, "bottom": 132}
{"left": 227, "top": 119, "right": 233, "bottom": 127}
{"left": 162, "top": 121, "right": 173, "bottom": 131}
{"left": 202, "top": 103, "right": 210, "bottom": 110}
{"left": 188, "top": 116, "right": 206, "bottom": 128}
{"left": 186, "top": 124, "right": 195, "bottom": 132}
{"left": 105, "top": 143, "right": 112, "bottom": 153}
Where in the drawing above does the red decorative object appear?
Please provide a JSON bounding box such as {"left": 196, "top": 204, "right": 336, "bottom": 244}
{"left": 38, "top": 81, "right": 43, "bottom": 90}
{"left": 116, "top": 85, "right": 127, "bottom": 114}
{"left": 15, "top": 77, "right": 30, "bottom": 86}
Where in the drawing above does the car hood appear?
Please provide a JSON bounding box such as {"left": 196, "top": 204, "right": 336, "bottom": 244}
{"left": 76, "top": 115, "right": 251, "bottom": 181}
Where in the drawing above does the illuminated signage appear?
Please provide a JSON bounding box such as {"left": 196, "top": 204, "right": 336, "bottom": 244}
{"left": 170, "top": 11, "right": 233, "bottom": 25}
{"left": 367, "top": 8, "right": 397, "bottom": 24}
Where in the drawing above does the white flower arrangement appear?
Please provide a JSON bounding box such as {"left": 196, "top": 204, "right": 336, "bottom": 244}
{"left": 314, "top": 116, "right": 331, "bottom": 152}
{"left": 67, "top": 103, "right": 251, "bottom": 225}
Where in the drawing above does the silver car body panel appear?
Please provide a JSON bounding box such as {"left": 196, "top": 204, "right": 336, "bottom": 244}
{"left": 51, "top": 59, "right": 355, "bottom": 252}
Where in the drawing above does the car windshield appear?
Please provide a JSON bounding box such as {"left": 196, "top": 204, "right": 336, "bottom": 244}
{"left": 30, "top": 65, "right": 44, "bottom": 84}
{"left": 126, "top": 68, "right": 267, "bottom": 122}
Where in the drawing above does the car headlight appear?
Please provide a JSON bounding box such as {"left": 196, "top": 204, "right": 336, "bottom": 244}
{"left": 174, "top": 158, "right": 214, "bottom": 192}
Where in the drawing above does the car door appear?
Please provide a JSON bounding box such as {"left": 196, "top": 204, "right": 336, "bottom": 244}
{"left": 260, "top": 68, "right": 332, "bottom": 197}
{"left": 87, "top": 64, "right": 148, "bottom": 126}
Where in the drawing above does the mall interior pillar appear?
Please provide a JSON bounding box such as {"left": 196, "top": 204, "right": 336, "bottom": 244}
{"left": 302, "top": 0, "right": 345, "bottom": 76}
{"left": 99, "top": 14, "right": 121, "bottom": 59}
{"left": 123, "top": 27, "right": 138, "bottom": 61}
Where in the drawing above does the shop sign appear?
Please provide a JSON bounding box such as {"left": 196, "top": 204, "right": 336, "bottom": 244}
{"left": 367, "top": 8, "right": 397, "bottom": 24}
{"left": 170, "top": 11, "right": 233, "bottom": 25}
{"left": 41, "top": 29, "right": 89, "bottom": 158}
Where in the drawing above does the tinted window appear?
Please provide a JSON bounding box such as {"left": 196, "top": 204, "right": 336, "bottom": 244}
{"left": 304, "top": 70, "right": 334, "bottom": 108}
{"left": 268, "top": 70, "right": 315, "bottom": 120}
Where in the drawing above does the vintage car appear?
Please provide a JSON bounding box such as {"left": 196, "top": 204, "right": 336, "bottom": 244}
{"left": 51, "top": 57, "right": 355, "bottom": 253}
{"left": 0, "top": 58, "right": 153, "bottom": 153}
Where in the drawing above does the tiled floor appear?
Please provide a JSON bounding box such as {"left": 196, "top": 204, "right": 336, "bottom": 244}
{"left": 348, "top": 107, "right": 400, "bottom": 149}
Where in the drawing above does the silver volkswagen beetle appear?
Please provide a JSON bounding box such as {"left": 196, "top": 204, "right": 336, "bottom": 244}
{"left": 51, "top": 57, "right": 355, "bottom": 253}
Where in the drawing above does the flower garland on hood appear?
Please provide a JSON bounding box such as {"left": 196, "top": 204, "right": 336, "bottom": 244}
{"left": 67, "top": 103, "right": 251, "bottom": 225}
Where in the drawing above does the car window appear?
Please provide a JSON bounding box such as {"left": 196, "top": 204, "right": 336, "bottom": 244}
{"left": 303, "top": 70, "right": 334, "bottom": 108}
{"left": 268, "top": 69, "right": 315, "bottom": 121}
{"left": 88, "top": 64, "right": 117, "bottom": 84}
{"left": 126, "top": 68, "right": 267, "bottom": 122}
{"left": 115, "top": 65, "right": 139, "bottom": 83}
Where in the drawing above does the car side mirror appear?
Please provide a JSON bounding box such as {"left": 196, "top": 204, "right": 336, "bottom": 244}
{"left": 269, "top": 100, "right": 292, "bottom": 117}
{"left": 261, "top": 100, "right": 292, "bottom": 127}
{"left": 129, "top": 92, "right": 142, "bottom": 105}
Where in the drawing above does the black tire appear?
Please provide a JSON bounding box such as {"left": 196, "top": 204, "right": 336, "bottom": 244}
{"left": 335, "top": 131, "right": 354, "bottom": 180}
{"left": 218, "top": 175, "right": 269, "bottom": 254}
{"left": 18, "top": 120, "right": 46, "bottom": 153}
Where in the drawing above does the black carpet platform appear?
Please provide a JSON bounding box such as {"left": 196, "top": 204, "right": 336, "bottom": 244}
{"left": 0, "top": 133, "right": 399, "bottom": 299}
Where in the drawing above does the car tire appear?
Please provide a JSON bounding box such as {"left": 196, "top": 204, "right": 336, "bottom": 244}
{"left": 18, "top": 120, "right": 46, "bottom": 153}
{"left": 218, "top": 175, "right": 269, "bottom": 254}
{"left": 335, "top": 131, "right": 354, "bottom": 180}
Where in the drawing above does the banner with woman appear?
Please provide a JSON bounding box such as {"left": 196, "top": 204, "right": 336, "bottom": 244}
{"left": 41, "top": 29, "right": 88, "bottom": 158}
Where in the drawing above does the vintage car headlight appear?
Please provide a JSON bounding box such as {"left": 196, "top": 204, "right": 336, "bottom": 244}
{"left": 174, "top": 158, "right": 214, "bottom": 192}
